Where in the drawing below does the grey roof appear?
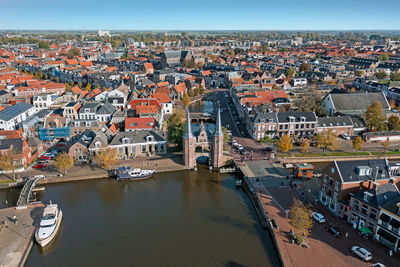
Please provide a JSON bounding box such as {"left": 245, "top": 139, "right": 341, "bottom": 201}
{"left": 214, "top": 108, "right": 223, "bottom": 137}
{"left": 0, "top": 138, "right": 23, "bottom": 153}
{"left": 164, "top": 51, "right": 182, "bottom": 59}
{"left": 66, "top": 101, "right": 78, "bottom": 107}
{"left": 0, "top": 103, "right": 33, "bottom": 121}
{"left": 317, "top": 116, "right": 354, "bottom": 127}
{"left": 27, "top": 136, "right": 42, "bottom": 148}
{"left": 109, "top": 130, "right": 166, "bottom": 146}
{"left": 276, "top": 112, "right": 317, "bottom": 123}
{"left": 69, "top": 119, "right": 103, "bottom": 128}
{"left": 79, "top": 102, "right": 101, "bottom": 113}
{"left": 334, "top": 159, "right": 390, "bottom": 183}
{"left": 251, "top": 111, "right": 277, "bottom": 123}
{"left": 330, "top": 92, "right": 389, "bottom": 112}
{"left": 97, "top": 103, "right": 116, "bottom": 115}
{"left": 88, "top": 130, "right": 110, "bottom": 149}
{"left": 352, "top": 183, "right": 400, "bottom": 208}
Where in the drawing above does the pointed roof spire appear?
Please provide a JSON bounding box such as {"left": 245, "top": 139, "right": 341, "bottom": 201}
{"left": 214, "top": 106, "right": 223, "bottom": 137}
{"left": 183, "top": 108, "right": 194, "bottom": 138}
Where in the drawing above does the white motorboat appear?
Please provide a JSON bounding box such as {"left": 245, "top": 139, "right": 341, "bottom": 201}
{"left": 116, "top": 167, "right": 156, "bottom": 181}
{"left": 35, "top": 202, "right": 63, "bottom": 247}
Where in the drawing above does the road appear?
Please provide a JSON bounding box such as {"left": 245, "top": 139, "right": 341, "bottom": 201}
{"left": 214, "top": 90, "right": 241, "bottom": 137}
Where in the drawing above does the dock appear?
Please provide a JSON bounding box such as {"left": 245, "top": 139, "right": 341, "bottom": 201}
{"left": 0, "top": 204, "right": 44, "bottom": 267}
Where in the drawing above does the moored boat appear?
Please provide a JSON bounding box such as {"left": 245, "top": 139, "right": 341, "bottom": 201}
{"left": 35, "top": 202, "right": 63, "bottom": 247}
{"left": 116, "top": 166, "right": 156, "bottom": 181}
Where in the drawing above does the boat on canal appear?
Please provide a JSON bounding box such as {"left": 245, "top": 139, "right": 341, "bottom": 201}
{"left": 116, "top": 166, "right": 156, "bottom": 181}
{"left": 35, "top": 201, "right": 63, "bottom": 247}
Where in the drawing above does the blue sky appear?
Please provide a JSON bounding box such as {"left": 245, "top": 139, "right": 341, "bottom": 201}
{"left": 1, "top": 0, "right": 399, "bottom": 30}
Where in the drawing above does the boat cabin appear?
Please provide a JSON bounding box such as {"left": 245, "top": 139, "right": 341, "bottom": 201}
{"left": 293, "top": 163, "right": 315, "bottom": 179}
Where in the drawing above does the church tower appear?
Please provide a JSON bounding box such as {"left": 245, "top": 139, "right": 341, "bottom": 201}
{"left": 183, "top": 109, "right": 196, "bottom": 169}
{"left": 212, "top": 107, "right": 224, "bottom": 168}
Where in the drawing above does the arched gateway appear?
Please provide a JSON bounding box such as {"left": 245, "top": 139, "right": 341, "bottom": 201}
{"left": 183, "top": 108, "right": 224, "bottom": 169}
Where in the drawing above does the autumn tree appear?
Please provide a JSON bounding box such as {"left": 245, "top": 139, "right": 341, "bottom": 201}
{"left": 198, "top": 85, "right": 205, "bottom": 95}
{"left": 286, "top": 67, "right": 295, "bottom": 81}
{"left": 315, "top": 129, "right": 337, "bottom": 155}
{"left": 389, "top": 99, "right": 397, "bottom": 109}
{"left": 65, "top": 83, "right": 71, "bottom": 90}
{"left": 290, "top": 199, "right": 313, "bottom": 245}
{"left": 54, "top": 153, "right": 74, "bottom": 175}
{"left": 375, "top": 71, "right": 387, "bottom": 80}
{"left": 0, "top": 152, "right": 18, "bottom": 180}
{"left": 300, "top": 139, "right": 310, "bottom": 154}
{"left": 277, "top": 134, "right": 293, "bottom": 155}
{"left": 95, "top": 148, "right": 119, "bottom": 170}
{"left": 390, "top": 72, "right": 400, "bottom": 81}
{"left": 85, "top": 83, "right": 92, "bottom": 91}
{"left": 300, "top": 63, "right": 311, "bottom": 72}
{"left": 388, "top": 116, "right": 400, "bottom": 131}
{"left": 182, "top": 92, "right": 191, "bottom": 106}
{"left": 67, "top": 48, "right": 81, "bottom": 59}
{"left": 352, "top": 136, "right": 365, "bottom": 153}
{"left": 355, "top": 70, "right": 364, "bottom": 77}
{"left": 365, "top": 101, "right": 387, "bottom": 131}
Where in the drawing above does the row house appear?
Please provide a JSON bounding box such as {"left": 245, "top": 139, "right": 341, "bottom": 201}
{"left": 63, "top": 102, "right": 82, "bottom": 120}
{"left": 376, "top": 197, "right": 400, "bottom": 252}
{"left": 0, "top": 138, "right": 34, "bottom": 167}
{"left": 319, "top": 159, "right": 400, "bottom": 218}
{"left": 95, "top": 103, "right": 116, "bottom": 123}
{"left": 14, "top": 81, "right": 65, "bottom": 97}
{"left": 276, "top": 112, "right": 317, "bottom": 137}
{"left": 108, "top": 130, "right": 167, "bottom": 159}
{"left": 316, "top": 116, "right": 354, "bottom": 136}
{"left": 79, "top": 102, "right": 102, "bottom": 120}
{"left": 0, "top": 103, "right": 35, "bottom": 130}
{"left": 32, "top": 93, "right": 60, "bottom": 112}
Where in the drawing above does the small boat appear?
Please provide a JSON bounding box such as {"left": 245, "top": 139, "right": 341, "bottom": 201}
{"left": 35, "top": 202, "right": 63, "bottom": 247}
{"left": 116, "top": 166, "right": 156, "bottom": 181}
{"left": 32, "top": 186, "right": 45, "bottom": 192}
{"left": 236, "top": 179, "right": 242, "bottom": 187}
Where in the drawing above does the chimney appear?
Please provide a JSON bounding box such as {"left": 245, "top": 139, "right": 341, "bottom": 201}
{"left": 389, "top": 178, "right": 395, "bottom": 184}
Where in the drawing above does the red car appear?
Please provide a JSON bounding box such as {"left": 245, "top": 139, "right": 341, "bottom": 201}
{"left": 33, "top": 163, "right": 47, "bottom": 169}
{"left": 39, "top": 155, "right": 51, "bottom": 160}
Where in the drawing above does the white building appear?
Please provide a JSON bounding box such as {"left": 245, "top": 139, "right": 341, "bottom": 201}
{"left": 0, "top": 103, "right": 35, "bottom": 130}
{"left": 98, "top": 30, "right": 110, "bottom": 37}
{"left": 32, "top": 94, "right": 58, "bottom": 112}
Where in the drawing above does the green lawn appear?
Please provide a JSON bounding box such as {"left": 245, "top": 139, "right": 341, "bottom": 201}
{"left": 371, "top": 151, "right": 400, "bottom": 155}
{"left": 293, "top": 151, "right": 370, "bottom": 157}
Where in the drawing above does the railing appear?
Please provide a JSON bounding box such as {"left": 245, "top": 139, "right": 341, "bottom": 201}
{"left": 16, "top": 176, "right": 45, "bottom": 206}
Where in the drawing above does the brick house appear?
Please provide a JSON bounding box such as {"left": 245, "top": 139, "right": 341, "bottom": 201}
{"left": 276, "top": 111, "right": 317, "bottom": 137}
{"left": 316, "top": 116, "right": 354, "bottom": 136}
{"left": 319, "top": 159, "right": 400, "bottom": 217}
{"left": 376, "top": 197, "right": 400, "bottom": 252}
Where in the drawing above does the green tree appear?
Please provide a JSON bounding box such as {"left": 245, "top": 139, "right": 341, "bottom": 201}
{"left": 375, "top": 71, "right": 387, "bottom": 80}
{"left": 290, "top": 199, "right": 313, "bottom": 245}
{"left": 388, "top": 116, "right": 400, "bottom": 131}
{"left": 54, "top": 153, "right": 74, "bottom": 175}
{"left": 167, "top": 112, "right": 186, "bottom": 149}
{"left": 194, "top": 86, "right": 200, "bottom": 96}
{"left": 38, "top": 40, "right": 50, "bottom": 49}
{"left": 315, "top": 129, "right": 337, "bottom": 155}
{"left": 222, "top": 127, "right": 230, "bottom": 144}
{"left": 355, "top": 70, "right": 364, "bottom": 77}
{"left": 198, "top": 85, "right": 205, "bottom": 95}
{"left": 390, "top": 72, "right": 400, "bottom": 81}
{"left": 277, "top": 134, "right": 293, "bottom": 154}
{"left": 377, "top": 53, "right": 389, "bottom": 61}
{"left": 365, "top": 101, "right": 387, "bottom": 131}
{"left": 352, "top": 136, "right": 365, "bottom": 153}
{"left": 182, "top": 92, "right": 191, "bottom": 106}
{"left": 0, "top": 151, "right": 19, "bottom": 180}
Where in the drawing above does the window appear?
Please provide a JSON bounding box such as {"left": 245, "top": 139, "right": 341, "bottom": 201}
{"left": 321, "top": 194, "right": 327, "bottom": 204}
{"left": 370, "top": 209, "right": 376, "bottom": 220}
{"left": 361, "top": 205, "right": 368, "bottom": 216}
{"left": 335, "top": 181, "right": 340, "bottom": 191}
{"left": 323, "top": 174, "right": 327, "bottom": 183}
{"left": 322, "top": 184, "right": 326, "bottom": 191}
{"left": 353, "top": 200, "right": 359, "bottom": 211}
{"left": 329, "top": 200, "right": 336, "bottom": 210}
{"left": 329, "top": 178, "right": 333, "bottom": 186}
{"left": 328, "top": 189, "right": 332, "bottom": 197}
{"left": 333, "top": 192, "right": 337, "bottom": 200}
{"left": 142, "top": 145, "right": 146, "bottom": 153}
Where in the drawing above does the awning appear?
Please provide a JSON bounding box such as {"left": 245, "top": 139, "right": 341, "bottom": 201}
{"left": 377, "top": 228, "right": 397, "bottom": 243}
{"left": 390, "top": 219, "right": 400, "bottom": 228}
{"left": 359, "top": 226, "right": 371, "bottom": 234}
{"left": 379, "top": 213, "right": 390, "bottom": 223}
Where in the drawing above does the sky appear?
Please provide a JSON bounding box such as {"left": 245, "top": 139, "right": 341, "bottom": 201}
{"left": 1, "top": 0, "right": 399, "bottom": 31}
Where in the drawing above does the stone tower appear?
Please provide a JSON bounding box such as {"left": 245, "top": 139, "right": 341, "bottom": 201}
{"left": 212, "top": 107, "right": 224, "bottom": 168}
{"left": 183, "top": 108, "right": 196, "bottom": 169}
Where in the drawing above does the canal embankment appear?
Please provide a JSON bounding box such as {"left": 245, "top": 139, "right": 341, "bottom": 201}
{"left": 0, "top": 204, "right": 44, "bottom": 267}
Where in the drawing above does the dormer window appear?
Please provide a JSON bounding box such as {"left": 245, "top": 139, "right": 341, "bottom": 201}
{"left": 74, "top": 121, "right": 79, "bottom": 127}
{"left": 300, "top": 116, "right": 306, "bottom": 122}
{"left": 85, "top": 121, "right": 91, "bottom": 127}
{"left": 289, "top": 116, "right": 295, "bottom": 123}
{"left": 95, "top": 141, "right": 101, "bottom": 148}
{"left": 85, "top": 108, "right": 90, "bottom": 113}
{"left": 146, "top": 135, "right": 154, "bottom": 142}
{"left": 122, "top": 137, "right": 130, "bottom": 144}
{"left": 356, "top": 166, "right": 371, "bottom": 176}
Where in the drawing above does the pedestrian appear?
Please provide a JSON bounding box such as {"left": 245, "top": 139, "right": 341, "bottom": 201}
{"left": 389, "top": 249, "right": 393, "bottom": 256}
{"left": 345, "top": 232, "right": 349, "bottom": 238}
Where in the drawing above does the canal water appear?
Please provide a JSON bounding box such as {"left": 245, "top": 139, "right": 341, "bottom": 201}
{"left": 0, "top": 168, "right": 280, "bottom": 267}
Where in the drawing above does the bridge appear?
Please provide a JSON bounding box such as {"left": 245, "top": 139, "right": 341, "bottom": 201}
{"left": 190, "top": 112, "right": 216, "bottom": 123}
{"left": 16, "top": 175, "right": 45, "bottom": 206}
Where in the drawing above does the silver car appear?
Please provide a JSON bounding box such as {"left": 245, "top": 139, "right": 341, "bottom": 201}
{"left": 351, "top": 246, "right": 372, "bottom": 261}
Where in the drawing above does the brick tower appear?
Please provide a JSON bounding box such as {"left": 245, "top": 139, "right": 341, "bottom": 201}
{"left": 183, "top": 108, "right": 196, "bottom": 169}
{"left": 212, "top": 107, "right": 224, "bottom": 168}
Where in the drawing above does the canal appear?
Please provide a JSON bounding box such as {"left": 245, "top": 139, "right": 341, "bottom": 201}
{"left": 0, "top": 168, "right": 280, "bottom": 267}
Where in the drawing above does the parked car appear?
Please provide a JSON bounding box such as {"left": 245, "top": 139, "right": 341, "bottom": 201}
{"left": 237, "top": 144, "right": 243, "bottom": 150}
{"left": 351, "top": 246, "right": 372, "bottom": 261}
{"left": 372, "top": 263, "right": 385, "bottom": 267}
{"left": 312, "top": 212, "right": 326, "bottom": 223}
{"left": 33, "top": 163, "right": 47, "bottom": 169}
{"left": 325, "top": 225, "right": 341, "bottom": 237}
{"left": 39, "top": 155, "right": 51, "bottom": 160}
{"left": 341, "top": 134, "right": 350, "bottom": 140}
